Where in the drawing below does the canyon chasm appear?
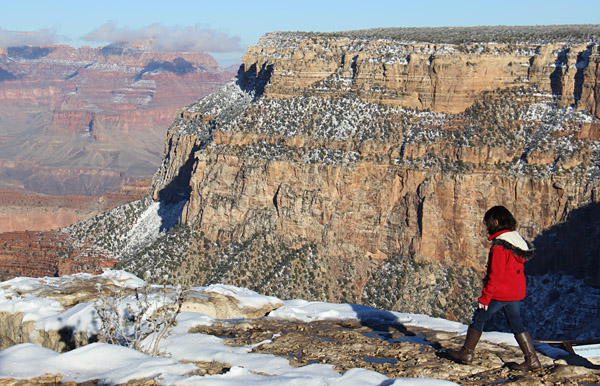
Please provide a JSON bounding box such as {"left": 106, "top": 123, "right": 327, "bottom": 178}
{"left": 0, "top": 43, "right": 236, "bottom": 233}
{"left": 0, "top": 44, "right": 236, "bottom": 197}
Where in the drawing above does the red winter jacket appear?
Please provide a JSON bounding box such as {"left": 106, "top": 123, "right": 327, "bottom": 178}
{"left": 478, "top": 230, "right": 534, "bottom": 306}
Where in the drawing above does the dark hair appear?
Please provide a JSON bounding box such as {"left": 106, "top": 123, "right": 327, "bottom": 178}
{"left": 483, "top": 205, "right": 517, "bottom": 235}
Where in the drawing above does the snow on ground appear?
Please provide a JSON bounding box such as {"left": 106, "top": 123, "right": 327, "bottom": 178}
{"left": 267, "top": 299, "right": 520, "bottom": 347}
{"left": 122, "top": 200, "right": 187, "bottom": 252}
{"left": 0, "top": 271, "right": 563, "bottom": 385}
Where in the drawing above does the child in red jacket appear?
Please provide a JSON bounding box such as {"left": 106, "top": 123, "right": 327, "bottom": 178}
{"left": 448, "top": 205, "right": 541, "bottom": 371}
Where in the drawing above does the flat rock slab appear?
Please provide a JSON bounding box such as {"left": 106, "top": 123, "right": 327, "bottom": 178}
{"left": 193, "top": 318, "right": 600, "bottom": 385}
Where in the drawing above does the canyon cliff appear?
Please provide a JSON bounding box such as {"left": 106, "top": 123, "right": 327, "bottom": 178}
{"left": 146, "top": 27, "right": 600, "bottom": 324}
{"left": 8, "top": 27, "right": 600, "bottom": 337}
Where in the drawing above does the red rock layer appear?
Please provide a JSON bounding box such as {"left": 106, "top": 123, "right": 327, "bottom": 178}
{"left": 0, "top": 180, "right": 150, "bottom": 233}
{"left": 0, "top": 230, "right": 117, "bottom": 280}
{"left": 0, "top": 44, "right": 238, "bottom": 196}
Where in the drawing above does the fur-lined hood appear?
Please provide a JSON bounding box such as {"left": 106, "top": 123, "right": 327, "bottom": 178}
{"left": 489, "top": 230, "right": 534, "bottom": 261}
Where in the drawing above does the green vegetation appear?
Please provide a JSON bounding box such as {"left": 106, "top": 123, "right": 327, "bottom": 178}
{"left": 363, "top": 253, "right": 481, "bottom": 323}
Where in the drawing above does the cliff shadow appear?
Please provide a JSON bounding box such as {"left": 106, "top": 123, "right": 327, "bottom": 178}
{"left": 154, "top": 144, "right": 201, "bottom": 232}
{"left": 549, "top": 48, "right": 568, "bottom": 97}
{"left": 527, "top": 201, "right": 600, "bottom": 287}
{"left": 573, "top": 45, "right": 594, "bottom": 104}
{"left": 486, "top": 201, "right": 600, "bottom": 342}
{"left": 236, "top": 62, "right": 274, "bottom": 100}
{"left": 551, "top": 45, "right": 594, "bottom": 105}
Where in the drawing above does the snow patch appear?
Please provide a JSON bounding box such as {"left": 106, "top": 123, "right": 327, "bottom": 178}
{"left": 122, "top": 200, "right": 186, "bottom": 253}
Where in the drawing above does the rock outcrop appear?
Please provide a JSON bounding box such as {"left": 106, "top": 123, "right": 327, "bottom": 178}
{"left": 244, "top": 32, "right": 600, "bottom": 118}
{"left": 0, "top": 272, "right": 598, "bottom": 385}
{"left": 0, "top": 273, "right": 281, "bottom": 352}
{"left": 141, "top": 27, "right": 600, "bottom": 327}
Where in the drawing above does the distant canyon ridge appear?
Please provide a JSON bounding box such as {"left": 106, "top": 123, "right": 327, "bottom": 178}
{"left": 0, "top": 44, "right": 237, "bottom": 231}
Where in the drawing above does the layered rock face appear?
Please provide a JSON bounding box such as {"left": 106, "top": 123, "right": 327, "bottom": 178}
{"left": 245, "top": 32, "right": 600, "bottom": 118}
{"left": 0, "top": 44, "right": 236, "bottom": 196}
{"left": 143, "top": 28, "right": 600, "bottom": 325}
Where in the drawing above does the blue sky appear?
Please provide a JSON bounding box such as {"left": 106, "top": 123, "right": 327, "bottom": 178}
{"left": 1, "top": 0, "right": 598, "bottom": 66}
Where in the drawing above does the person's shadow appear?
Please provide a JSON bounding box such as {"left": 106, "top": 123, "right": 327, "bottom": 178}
{"left": 349, "top": 303, "right": 442, "bottom": 350}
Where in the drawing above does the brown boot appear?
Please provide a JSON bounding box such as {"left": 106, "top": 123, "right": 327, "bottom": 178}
{"left": 513, "top": 332, "right": 542, "bottom": 371}
{"left": 448, "top": 327, "right": 482, "bottom": 364}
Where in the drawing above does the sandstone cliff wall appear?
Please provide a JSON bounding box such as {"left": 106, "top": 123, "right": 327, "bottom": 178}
{"left": 154, "top": 125, "right": 598, "bottom": 274}
{"left": 114, "top": 29, "right": 600, "bottom": 321}
{"left": 152, "top": 32, "right": 600, "bottom": 280}
{"left": 244, "top": 33, "right": 600, "bottom": 118}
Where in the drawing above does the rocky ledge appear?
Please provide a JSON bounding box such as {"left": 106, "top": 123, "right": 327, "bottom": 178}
{"left": 1, "top": 323, "right": 599, "bottom": 386}
{"left": 0, "top": 272, "right": 598, "bottom": 385}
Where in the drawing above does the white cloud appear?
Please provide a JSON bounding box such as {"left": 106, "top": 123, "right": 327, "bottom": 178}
{"left": 82, "top": 22, "right": 244, "bottom": 53}
{"left": 0, "top": 29, "right": 59, "bottom": 47}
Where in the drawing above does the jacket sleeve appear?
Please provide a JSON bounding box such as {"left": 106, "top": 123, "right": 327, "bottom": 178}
{"left": 478, "top": 245, "right": 508, "bottom": 305}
